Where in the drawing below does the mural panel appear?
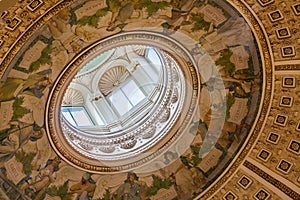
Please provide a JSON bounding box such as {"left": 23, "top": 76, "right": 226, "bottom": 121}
{"left": 0, "top": 0, "right": 266, "bottom": 199}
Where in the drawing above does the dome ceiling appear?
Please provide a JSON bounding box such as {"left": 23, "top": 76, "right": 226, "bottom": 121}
{"left": 0, "top": 0, "right": 299, "bottom": 200}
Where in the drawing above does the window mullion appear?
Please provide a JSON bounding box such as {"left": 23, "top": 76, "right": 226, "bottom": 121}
{"left": 69, "top": 108, "right": 79, "bottom": 126}
{"left": 121, "top": 87, "right": 134, "bottom": 107}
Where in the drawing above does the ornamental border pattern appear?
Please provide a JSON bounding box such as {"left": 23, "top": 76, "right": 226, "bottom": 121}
{"left": 0, "top": 0, "right": 77, "bottom": 78}
{"left": 275, "top": 64, "right": 300, "bottom": 71}
{"left": 0, "top": 0, "right": 274, "bottom": 199}
{"left": 244, "top": 160, "right": 300, "bottom": 199}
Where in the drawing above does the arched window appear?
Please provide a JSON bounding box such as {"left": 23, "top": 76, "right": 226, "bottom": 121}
{"left": 61, "top": 88, "right": 94, "bottom": 127}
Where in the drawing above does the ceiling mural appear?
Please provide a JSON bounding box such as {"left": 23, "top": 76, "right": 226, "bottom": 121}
{"left": 0, "top": 0, "right": 299, "bottom": 200}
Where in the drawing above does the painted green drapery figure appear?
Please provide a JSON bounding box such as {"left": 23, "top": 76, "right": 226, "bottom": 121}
{"left": 112, "top": 172, "right": 147, "bottom": 200}
{"left": 0, "top": 69, "right": 52, "bottom": 102}
{"left": 70, "top": 173, "right": 97, "bottom": 200}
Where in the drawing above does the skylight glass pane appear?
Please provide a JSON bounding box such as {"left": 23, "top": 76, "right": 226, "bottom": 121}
{"left": 72, "top": 109, "right": 94, "bottom": 126}
{"left": 109, "top": 90, "right": 132, "bottom": 116}
{"left": 147, "top": 48, "right": 161, "bottom": 67}
{"left": 122, "top": 80, "right": 146, "bottom": 106}
{"left": 62, "top": 107, "right": 94, "bottom": 127}
{"left": 62, "top": 110, "right": 77, "bottom": 126}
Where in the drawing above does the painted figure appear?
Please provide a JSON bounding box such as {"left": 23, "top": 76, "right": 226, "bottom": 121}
{"left": 163, "top": 151, "right": 178, "bottom": 165}
{"left": 112, "top": 172, "right": 147, "bottom": 200}
{"left": 24, "top": 157, "right": 61, "bottom": 200}
{"left": 0, "top": 69, "right": 52, "bottom": 102}
{"left": 70, "top": 173, "right": 97, "bottom": 200}
{"left": 0, "top": 125, "right": 44, "bottom": 162}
